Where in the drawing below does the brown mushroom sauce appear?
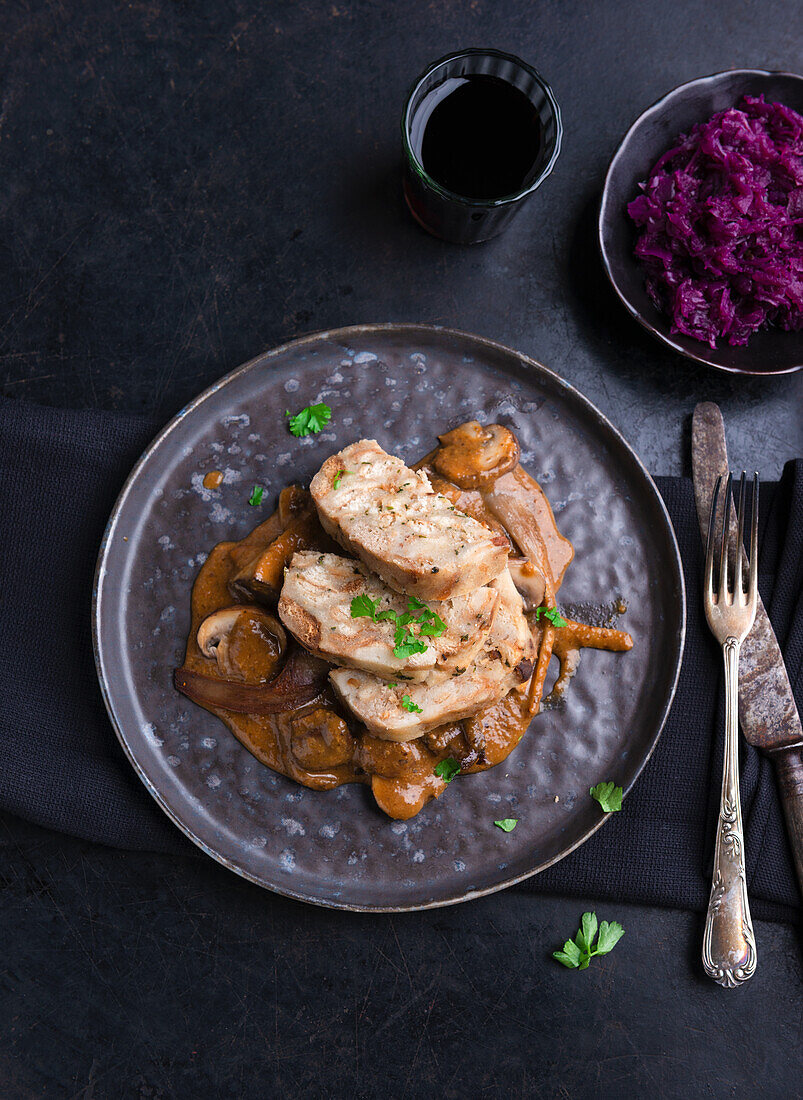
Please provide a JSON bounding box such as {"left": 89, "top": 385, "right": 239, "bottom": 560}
{"left": 177, "top": 427, "right": 633, "bottom": 820}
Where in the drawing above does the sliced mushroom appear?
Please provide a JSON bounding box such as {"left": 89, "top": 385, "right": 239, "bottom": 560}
{"left": 196, "top": 605, "right": 287, "bottom": 682}
{"left": 175, "top": 643, "right": 330, "bottom": 714}
{"left": 278, "top": 484, "right": 311, "bottom": 526}
{"left": 290, "top": 708, "right": 354, "bottom": 770}
{"left": 434, "top": 421, "right": 520, "bottom": 491}
{"left": 507, "top": 556, "right": 547, "bottom": 612}
{"left": 228, "top": 511, "right": 336, "bottom": 605}
{"left": 422, "top": 723, "right": 464, "bottom": 756}
{"left": 482, "top": 466, "right": 574, "bottom": 591}
{"left": 356, "top": 732, "right": 429, "bottom": 779}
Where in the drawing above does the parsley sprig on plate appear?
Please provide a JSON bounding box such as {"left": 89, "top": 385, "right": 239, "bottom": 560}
{"left": 286, "top": 402, "right": 332, "bottom": 437}
{"left": 535, "top": 605, "right": 567, "bottom": 628}
{"left": 553, "top": 912, "right": 625, "bottom": 970}
{"left": 434, "top": 757, "right": 460, "bottom": 783}
{"left": 350, "top": 594, "right": 447, "bottom": 660}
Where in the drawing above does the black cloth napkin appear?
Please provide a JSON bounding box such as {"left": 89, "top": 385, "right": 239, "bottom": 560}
{"left": 1, "top": 396, "right": 800, "bottom": 922}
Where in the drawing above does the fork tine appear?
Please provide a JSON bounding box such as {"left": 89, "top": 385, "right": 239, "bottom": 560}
{"left": 705, "top": 475, "right": 722, "bottom": 598}
{"left": 734, "top": 472, "right": 747, "bottom": 602}
{"left": 718, "top": 473, "right": 732, "bottom": 602}
{"left": 748, "top": 473, "right": 759, "bottom": 606}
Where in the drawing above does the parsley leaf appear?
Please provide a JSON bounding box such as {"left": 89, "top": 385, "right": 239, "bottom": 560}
{"left": 595, "top": 920, "right": 626, "bottom": 955}
{"left": 418, "top": 610, "right": 447, "bottom": 637}
{"left": 552, "top": 912, "right": 625, "bottom": 969}
{"left": 348, "top": 593, "right": 445, "bottom": 661}
{"left": 494, "top": 818, "right": 518, "bottom": 832}
{"left": 401, "top": 694, "right": 423, "bottom": 713}
{"left": 535, "top": 605, "right": 567, "bottom": 628}
{"left": 333, "top": 468, "right": 347, "bottom": 489}
{"left": 575, "top": 911, "right": 598, "bottom": 955}
{"left": 350, "top": 594, "right": 380, "bottom": 619}
{"left": 590, "top": 781, "right": 623, "bottom": 813}
{"left": 393, "top": 625, "right": 428, "bottom": 659}
{"left": 553, "top": 939, "right": 584, "bottom": 969}
{"left": 286, "top": 402, "right": 332, "bottom": 437}
{"left": 434, "top": 757, "right": 460, "bottom": 783}
{"left": 248, "top": 485, "right": 264, "bottom": 507}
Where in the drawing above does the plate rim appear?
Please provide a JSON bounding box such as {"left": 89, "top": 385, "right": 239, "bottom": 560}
{"left": 598, "top": 68, "right": 803, "bottom": 377}
{"left": 92, "top": 322, "right": 687, "bottom": 911}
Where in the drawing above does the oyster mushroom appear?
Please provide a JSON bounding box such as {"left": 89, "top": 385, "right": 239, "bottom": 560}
{"left": 433, "top": 421, "right": 520, "bottom": 491}
{"left": 196, "top": 605, "right": 287, "bottom": 682}
{"left": 507, "top": 556, "right": 547, "bottom": 612}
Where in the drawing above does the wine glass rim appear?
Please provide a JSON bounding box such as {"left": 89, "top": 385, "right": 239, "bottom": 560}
{"left": 401, "top": 47, "right": 563, "bottom": 208}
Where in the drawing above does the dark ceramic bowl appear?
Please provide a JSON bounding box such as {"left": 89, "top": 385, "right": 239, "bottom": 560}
{"left": 599, "top": 69, "right": 803, "bottom": 376}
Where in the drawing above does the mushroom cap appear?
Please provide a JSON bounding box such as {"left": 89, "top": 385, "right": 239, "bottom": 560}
{"left": 434, "top": 421, "right": 520, "bottom": 491}
{"left": 196, "top": 605, "right": 287, "bottom": 681}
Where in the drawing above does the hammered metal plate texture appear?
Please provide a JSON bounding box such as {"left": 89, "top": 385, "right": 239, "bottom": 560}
{"left": 94, "top": 325, "right": 685, "bottom": 910}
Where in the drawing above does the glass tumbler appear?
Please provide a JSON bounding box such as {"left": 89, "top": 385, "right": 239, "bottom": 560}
{"left": 402, "top": 48, "right": 563, "bottom": 244}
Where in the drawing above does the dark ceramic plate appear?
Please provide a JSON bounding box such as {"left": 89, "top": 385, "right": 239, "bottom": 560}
{"left": 599, "top": 69, "right": 803, "bottom": 376}
{"left": 93, "top": 324, "right": 685, "bottom": 911}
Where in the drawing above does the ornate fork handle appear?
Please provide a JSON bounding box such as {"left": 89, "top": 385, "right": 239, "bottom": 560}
{"left": 702, "top": 636, "right": 757, "bottom": 987}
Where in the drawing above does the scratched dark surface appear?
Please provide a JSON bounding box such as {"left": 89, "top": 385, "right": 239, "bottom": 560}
{"left": 1, "top": 1, "right": 802, "bottom": 1097}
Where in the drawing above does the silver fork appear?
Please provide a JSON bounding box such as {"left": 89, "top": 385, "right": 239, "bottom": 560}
{"left": 701, "top": 472, "right": 759, "bottom": 987}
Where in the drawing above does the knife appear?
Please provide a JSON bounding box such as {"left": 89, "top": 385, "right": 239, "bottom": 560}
{"left": 692, "top": 402, "right": 803, "bottom": 900}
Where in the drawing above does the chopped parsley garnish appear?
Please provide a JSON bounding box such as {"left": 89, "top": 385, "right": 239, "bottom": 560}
{"left": 286, "top": 402, "right": 332, "bottom": 437}
{"left": 350, "top": 594, "right": 380, "bottom": 619}
{"left": 552, "top": 912, "right": 625, "bottom": 970}
{"left": 590, "top": 781, "right": 623, "bottom": 813}
{"left": 494, "top": 818, "right": 518, "bottom": 832}
{"left": 349, "top": 593, "right": 446, "bottom": 659}
{"left": 535, "top": 605, "right": 567, "bottom": 628}
{"left": 393, "top": 625, "right": 428, "bottom": 660}
{"left": 248, "top": 485, "right": 264, "bottom": 507}
{"left": 387, "top": 682, "right": 397, "bottom": 689}
{"left": 333, "top": 468, "right": 346, "bottom": 489}
{"left": 401, "top": 694, "right": 423, "bottom": 713}
{"left": 434, "top": 757, "right": 460, "bottom": 783}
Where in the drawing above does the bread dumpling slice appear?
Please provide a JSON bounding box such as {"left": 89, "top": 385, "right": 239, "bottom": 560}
{"left": 278, "top": 551, "right": 498, "bottom": 682}
{"left": 309, "top": 439, "right": 509, "bottom": 601}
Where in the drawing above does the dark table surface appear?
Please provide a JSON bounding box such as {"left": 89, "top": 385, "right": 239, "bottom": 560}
{"left": 1, "top": 1, "right": 802, "bottom": 1097}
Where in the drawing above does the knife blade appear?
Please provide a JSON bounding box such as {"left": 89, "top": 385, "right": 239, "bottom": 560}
{"left": 692, "top": 401, "right": 803, "bottom": 898}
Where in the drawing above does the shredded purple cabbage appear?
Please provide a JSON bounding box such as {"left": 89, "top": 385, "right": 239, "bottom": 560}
{"left": 627, "top": 95, "right": 803, "bottom": 347}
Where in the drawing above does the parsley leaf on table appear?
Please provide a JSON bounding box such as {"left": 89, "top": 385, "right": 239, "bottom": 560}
{"left": 552, "top": 912, "right": 625, "bottom": 969}
{"left": 535, "top": 605, "right": 567, "bottom": 628}
{"left": 595, "top": 920, "right": 626, "bottom": 955}
{"left": 286, "top": 402, "right": 332, "bottom": 437}
{"left": 434, "top": 757, "right": 460, "bottom": 783}
{"left": 494, "top": 819, "right": 518, "bottom": 832}
{"left": 553, "top": 939, "right": 584, "bottom": 969}
{"left": 590, "top": 781, "right": 623, "bottom": 813}
{"left": 248, "top": 485, "right": 264, "bottom": 507}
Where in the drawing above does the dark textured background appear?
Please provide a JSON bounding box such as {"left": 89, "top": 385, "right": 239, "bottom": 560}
{"left": 1, "top": 1, "right": 802, "bottom": 1097}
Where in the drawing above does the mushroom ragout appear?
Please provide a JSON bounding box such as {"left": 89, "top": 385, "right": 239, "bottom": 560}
{"left": 174, "top": 422, "right": 633, "bottom": 819}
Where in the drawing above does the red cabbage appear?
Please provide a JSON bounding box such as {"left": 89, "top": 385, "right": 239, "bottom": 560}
{"left": 627, "top": 95, "right": 803, "bottom": 347}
